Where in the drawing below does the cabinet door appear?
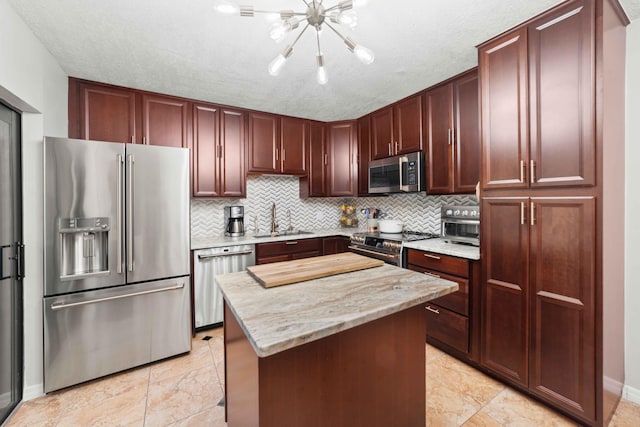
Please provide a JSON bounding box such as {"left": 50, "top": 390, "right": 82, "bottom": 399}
{"left": 77, "top": 82, "right": 137, "bottom": 144}
{"left": 370, "top": 106, "right": 394, "bottom": 159}
{"left": 453, "top": 72, "right": 480, "bottom": 194}
{"left": 394, "top": 94, "right": 423, "bottom": 154}
{"left": 357, "top": 116, "right": 371, "bottom": 195}
{"left": 529, "top": 197, "right": 595, "bottom": 420}
{"left": 192, "top": 104, "right": 220, "bottom": 197}
{"left": 425, "top": 84, "right": 454, "bottom": 194}
{"left": 280, "top": 117, "right": 307, "bottom": 175}
{"left": 142, "top": 94, "right": 190, "bottom": 148}
{"left": 306, "top": 121, "right": 327, "bottom": 197}
{"left": 220, "top": 108, "right": 246, "bottom": 197}
{"left": 481, "top": 197, "right": 529, "bottom": 386}
{"left": 479, "top": 28, "right": 529, "bottom": 189}
{"left": 327, "top": 121, "right": 357, "bottom": 196}
{"left": 528, "top": 0, "right": 595, "bottom": 187}
{"left": 248, "top": 112, "right": 279, "bottom": 173}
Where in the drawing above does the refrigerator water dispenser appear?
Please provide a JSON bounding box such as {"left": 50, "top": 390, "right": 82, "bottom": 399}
{"left": 59, "top": 217, "right": 110, "bottom": 279}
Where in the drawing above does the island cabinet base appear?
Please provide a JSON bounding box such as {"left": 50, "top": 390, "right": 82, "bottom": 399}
{"left": 224, "top": 303, "right": 427, "bottom": 427}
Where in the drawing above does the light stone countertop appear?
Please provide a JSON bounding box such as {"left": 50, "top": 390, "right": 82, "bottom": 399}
{"left": 216, "top": 263, "right": 458, "bottom": 357}
{"left": 191, "top": 228, "right": 354, "bottom": 250}
{"left": 403, "top": 238, "right": 480, "bottom": 260}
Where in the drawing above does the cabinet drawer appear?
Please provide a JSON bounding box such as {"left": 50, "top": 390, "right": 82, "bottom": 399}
{"left": 256, "top": 238, "right": 321, "bottom": 257}
{"left": 408, "top": 264, "right": 468, "bottom": 315}
{"left": 406, "top": 249, "right": 468, "bottom": 277}
{"left": 425, "top": 303, "right": 468, "bottom": 354}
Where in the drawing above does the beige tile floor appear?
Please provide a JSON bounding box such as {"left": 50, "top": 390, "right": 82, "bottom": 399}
{"left": 5, "top": 327, "right": 640, "bottom": 426}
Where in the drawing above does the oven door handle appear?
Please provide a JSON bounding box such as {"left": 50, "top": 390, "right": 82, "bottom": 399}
{"left": 348, "top": 245, "right": 398, "bottom": 261}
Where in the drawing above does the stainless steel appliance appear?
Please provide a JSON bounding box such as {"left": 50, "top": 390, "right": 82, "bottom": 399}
{"left": 441, "top": 205, "right": 480, "bottom": 246}
{"left": 349, "top": 231, "right": 438, "bottom": 266}
{"left": 43, "top": 137, "right": 191, "bottom": 393}
{"left": 224, "top": 206, "right": 245, "bottom": 237}
{"left": 368, "top": 151, "right": 425, "bottom": 194}
{"left": 193, "top": 244, "right": 255, "bottom": 330}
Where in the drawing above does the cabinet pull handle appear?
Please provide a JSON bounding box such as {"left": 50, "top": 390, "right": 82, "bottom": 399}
{"left": 285, "top": 241, "right": 298, "bottom": 245}
{"left": 530, "top": 202, "right": 536, "bottom": 226}
{"left": 519, "top": 160, "right": 525, "bottom": 183}
{"left": 275, "top": 148, "right": 279, "bottom": 161}
{"left": 448, "top": 129, "right": 452, "bottom": 145}
{"left": 282, "top": 148, "right": 286, "bottom": 162}
{"left": 143, "top": 136, "right": 147, "bottom": 145}
{"left": 423, "top": 253, "right": 441, "bottom": 260}
{"left": 530, "top": 160, "right": 536, "bottom": 183}
{"left": 324, "top": 153, "right": 328, "bottom": 165}
{"left": 423, "top": 271, "right": 441, "bottom": 279}
{"left": 425, "top": 305, "right": 440, "bottom": 315}
{"left": 395, "top": 141, "right": 399, "bottom": 154}
{"left": 130, "top": 135, "right": 134, "bottom": 144}
{"left": 520, "top": 202, "right": 526, "bottom": 225}
{"left": 216, "top": 145, "right": 222, "bottom": 159}
{"left": 388, "top": 142, "right": 392, "bottom": 156}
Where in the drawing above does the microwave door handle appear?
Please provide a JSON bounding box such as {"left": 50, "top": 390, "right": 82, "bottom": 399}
{"left": 399, "top": 156, "right": 409, "bottom": 192}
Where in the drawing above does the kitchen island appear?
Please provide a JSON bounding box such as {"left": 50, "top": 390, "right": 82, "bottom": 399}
{"left": 216, "top": 259, "right": 458, "bottom": 427}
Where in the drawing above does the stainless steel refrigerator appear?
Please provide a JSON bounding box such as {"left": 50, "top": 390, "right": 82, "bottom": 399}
{"left": 43, "top": 137, "right": 191, "bottom": 393}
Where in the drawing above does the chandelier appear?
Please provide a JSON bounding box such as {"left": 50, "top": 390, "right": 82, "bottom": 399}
{"left": 212, "top": 0, "right": 374, "bottom": 85}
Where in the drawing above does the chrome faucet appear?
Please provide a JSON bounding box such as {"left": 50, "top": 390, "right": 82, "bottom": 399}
{"left": 270, "top": 203, "right": 278, "bottom": 234}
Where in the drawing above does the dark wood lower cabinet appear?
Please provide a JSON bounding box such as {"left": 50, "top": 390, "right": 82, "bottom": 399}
{"left": 322, "top": 236, "right": 350, "bottom": 255}
{"left": 224, "top": 303, "right": 426, "bottom": 427}
{"left": 255, "top": 238, "right": 322, "bottom": 265}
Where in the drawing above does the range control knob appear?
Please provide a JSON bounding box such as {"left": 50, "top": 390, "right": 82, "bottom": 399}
{"left": 454, "top": 210, "right": 461, "bottom": 216}
{"left": 462, "top": 210, "right": 469, "bottom": 216}
{"left": 445, "top": 209, "right": 453, "bottom": 216}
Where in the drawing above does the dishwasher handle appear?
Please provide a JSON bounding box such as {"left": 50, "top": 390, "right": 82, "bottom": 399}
{"left": 198, "top": 250, "right": 254, "bottom": 260}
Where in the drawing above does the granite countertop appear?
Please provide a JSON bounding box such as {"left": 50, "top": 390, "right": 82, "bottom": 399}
{"left": 403, "top": 238, "right": 480, "bottom": 260}
{"left": 216, "top": 263, "right": 458, "bottom": 357}
{"left": 191, "top": 228, "right": 354, "bottom": 250}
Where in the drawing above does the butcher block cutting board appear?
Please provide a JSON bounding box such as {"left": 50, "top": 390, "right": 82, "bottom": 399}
{"left": 247, "top": 253, "right": 385, "bottom": 288}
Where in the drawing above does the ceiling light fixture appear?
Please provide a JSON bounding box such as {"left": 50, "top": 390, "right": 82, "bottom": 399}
{"left": 213, "top": 0, "right": 375, "bottom": 85}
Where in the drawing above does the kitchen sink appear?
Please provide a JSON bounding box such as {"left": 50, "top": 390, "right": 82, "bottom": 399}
{"left": 253, "top": 231, "right": 315, "bottom": 238}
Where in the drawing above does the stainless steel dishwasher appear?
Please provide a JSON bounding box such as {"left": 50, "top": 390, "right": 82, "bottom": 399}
{"left": 193, "top": 244, "right": 255, "bottom": 330}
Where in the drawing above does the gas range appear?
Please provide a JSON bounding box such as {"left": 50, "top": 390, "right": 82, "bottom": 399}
{"left": 349, "top": 231, "right": 439, "bottom": 267}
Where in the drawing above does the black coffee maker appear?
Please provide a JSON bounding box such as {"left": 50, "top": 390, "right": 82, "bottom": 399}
{"left": 224, "top": 206, "right": 245, "bottom": 237}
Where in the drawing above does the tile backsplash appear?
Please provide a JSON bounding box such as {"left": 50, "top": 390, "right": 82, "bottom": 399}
{"left": 191, "top": 176, "right": 477, "bottom": 240}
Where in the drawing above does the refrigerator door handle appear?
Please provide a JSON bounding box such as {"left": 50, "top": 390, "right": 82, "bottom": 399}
{"left": 0, "top": 244, "right": 10, "bottom": 280}
{"left": 50, "top": 282, "right": 185, "bottom": 311}
{"left": 117, "top": 154, "right": 124, "bottom": 274}
{"left": 127, "top": 154, "right": 134, "bottom": 272}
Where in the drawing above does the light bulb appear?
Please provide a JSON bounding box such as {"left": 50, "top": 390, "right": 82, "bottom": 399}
{"left": 268, "top": 54, "right": 287, "bottom": 76}
{"left": 269, "top": 21, "right": 287, "bottom": 41}
{"left": 338, "top": 10, "right": 358, "bottom": 28}
{"left": 354, "top": 45, "right": 375, "bottom": 64}
{"left": 212, "top": 0, "right": 239, "bottom": 14}
{"left": 317, "top": 66, "right": 328, "bottom": 85}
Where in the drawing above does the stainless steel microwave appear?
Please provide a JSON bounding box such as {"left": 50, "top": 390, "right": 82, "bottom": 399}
{"left": 368, "top": 151, "right": 425, "bottom": 194}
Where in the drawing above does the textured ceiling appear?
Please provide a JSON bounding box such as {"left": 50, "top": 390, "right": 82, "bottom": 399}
{"left": 8, "top": 0, "right": 640, "bottom": 121}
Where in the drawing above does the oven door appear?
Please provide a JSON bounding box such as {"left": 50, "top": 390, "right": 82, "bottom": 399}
{"left": 441, "top": 220, "right": 480, "bottom": 246}
{"left": 348, "top": 244, "right": 401, "bottom": 266}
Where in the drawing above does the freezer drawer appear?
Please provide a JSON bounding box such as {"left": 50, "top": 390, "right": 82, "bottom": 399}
{"left": 43, "top": 277, "right": 191, "bottom": 393}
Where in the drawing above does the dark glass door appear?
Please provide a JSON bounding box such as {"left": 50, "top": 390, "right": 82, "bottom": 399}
{"left": 0, "top": 102, "right": 23, "bottom": 423}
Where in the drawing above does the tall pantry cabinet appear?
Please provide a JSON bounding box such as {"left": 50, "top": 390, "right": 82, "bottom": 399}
{"left": 477, "top": 0, "right": 627, "bottom": 426}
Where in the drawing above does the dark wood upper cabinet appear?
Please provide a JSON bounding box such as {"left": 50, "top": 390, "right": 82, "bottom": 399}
{"left": 141, "top": 94, "right": 190, "bottom": 148}
{"left": 248, "top": 112, "right": 279, "bottom": 173}
{"left": 70, "top": 79, "right": 137, "bottom": 143}
{"left": 370, "top": 106, "right": 394, "bottom": 159}
{"left": 454, "top": 72, "right": 480, "bottom": 193}
{"left": 528, "top": 0, "right": 595, "bottom": 187}
{"left": 479, "top": 28, "right": 529, "bottom": 190}
{"left": 192, "top": 103, "right": 220, "bottom": 197}
{"left": 357, "top": 116, "right": 371, "bottom": 196}
{"left": 280, "top": 117, "right": 307, "bottom": 175}
{"left": 480, "top": 197, "right": 529, "bottom": 387}
{"left": 327, "top": 121, "right": 357, "bottom": 197}
{"left": 425, "top": 70, "right": 479, "bottom": 195}
{"left": 300, "top": 121, "right": 327, "bottom": 197}
{"left": 394, "top": 94, "right": 423, "bottom": 154}
{"left": 425, "top": 84, "right": 454, "bottom": 194}
{"left": 192, "top": 104, "right": 246, "bottom": 198}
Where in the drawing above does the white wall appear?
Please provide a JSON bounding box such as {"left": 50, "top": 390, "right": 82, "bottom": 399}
{"left": 624, "top": 20, "right": 640, "bottom": 403}
{"left": 0, "top": 0, "right": 68, "bottom": 399}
